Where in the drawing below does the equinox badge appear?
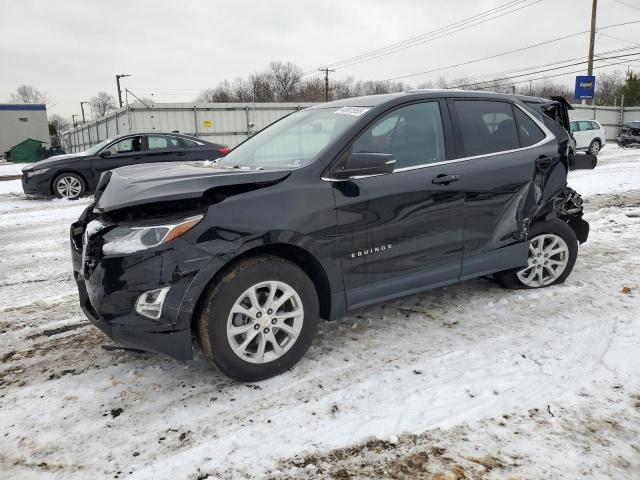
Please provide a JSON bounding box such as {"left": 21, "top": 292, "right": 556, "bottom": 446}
{"left": 350, "top": 244, "right": 392, "bottom": 258}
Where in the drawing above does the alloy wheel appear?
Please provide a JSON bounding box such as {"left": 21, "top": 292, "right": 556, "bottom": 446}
{"left": 517, "top": 234, "right": 569, "bottom": 287}
{"left": 56, "top": 176, "right": 82, "bottom": 199}
{"left": 226, "top": 280, "right": 304, "bottom": 364}
{"left": 590, "top": 141, "right": 600, "bottom": 155}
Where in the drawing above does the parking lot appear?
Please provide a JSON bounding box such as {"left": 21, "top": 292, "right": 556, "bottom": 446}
{"left": 0, "top": 146, "right": 638, "bottom": 479}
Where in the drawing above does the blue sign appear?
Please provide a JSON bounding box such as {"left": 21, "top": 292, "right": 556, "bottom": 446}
{"left": 575, "top": 75, "right": 596, "bottom": 100}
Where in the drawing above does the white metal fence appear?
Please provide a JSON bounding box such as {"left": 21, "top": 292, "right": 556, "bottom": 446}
{"left": 61, "top": 102, "right": 315, "bottom": 153}
{"left": 569, "top": 104, "right": 640, "bottom": 141}
{"left": 61, "top": 100, "right": 640, "bottom": 152}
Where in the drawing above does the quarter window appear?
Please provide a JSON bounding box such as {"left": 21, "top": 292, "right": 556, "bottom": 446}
{"left": 179, "top": 137, "right": 201, "bottom": 148}
{"left": 589, "top": 121, "right": 599, "bottom": 130}
{"left": 453, "top": 100, "right": 519, "bottom": 156}
{"left": 514, "top": 108, "right": 546, "bottom": 147}
{"left": 351, "top": 102, "right": 445, "bottom": 169}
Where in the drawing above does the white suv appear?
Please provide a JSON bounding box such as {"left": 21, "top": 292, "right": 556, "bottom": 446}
{"left": 569, "top": 119, "right": 606, "bottom": 155}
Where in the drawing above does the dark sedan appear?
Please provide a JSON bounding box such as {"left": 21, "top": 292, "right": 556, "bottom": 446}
{"left": 21, "top": 132, "right": 229, "bottom": 199}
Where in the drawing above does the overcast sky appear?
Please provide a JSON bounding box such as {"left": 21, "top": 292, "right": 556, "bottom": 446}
{"left": 1, "top": 0, "right": 638, "bottom": 119}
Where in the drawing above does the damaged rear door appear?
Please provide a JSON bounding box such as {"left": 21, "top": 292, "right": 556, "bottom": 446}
{"left": 447, "top": 98, "right": 565, "bottom": 279}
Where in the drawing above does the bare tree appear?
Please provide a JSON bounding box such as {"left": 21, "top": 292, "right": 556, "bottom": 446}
{"left": 231, "top": 77, "right": 252, "bottom": 102}
{"left": 415, "top": 81, "right": 435, "bottom": 89}
{"left": 436, "top": 77, "right": 449, "bottom": 89}
{"left": 90, "top": 91, "right": 117, "bottom": 117}
{"left": 595, "top": 71, "right": 623, "bottom": 106}
{"left": 248, "top": 72, "right": 275, "bottom": 102}
{"left": 10, "top": 84, "right": 48, "bottom": 103}
{"left": 197, "top": 81, "right": 233, "bottom": 103}
{"left": 48, "top": 114, "right": 69, "bottom": 146}
{"left": 269, "top": 61, "right": 303, "bottom": 101}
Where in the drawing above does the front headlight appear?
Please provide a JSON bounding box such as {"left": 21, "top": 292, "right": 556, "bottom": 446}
{"left": 102, "top": 215, "right": 203, "bottom": 255}
{"left": 24, "top": 168, "right": 50, "bottom": 177}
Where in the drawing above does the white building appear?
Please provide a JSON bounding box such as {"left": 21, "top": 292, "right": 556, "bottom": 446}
{"left": 0, "top": 104, "right": 49, "bottom": 156}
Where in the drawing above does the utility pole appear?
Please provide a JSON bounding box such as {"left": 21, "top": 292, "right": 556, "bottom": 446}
{"left": 116, "top": 74, "right": 131, "bottom": 108}
{"left": 71, "top": 114, "right": 81, "bottom": 152}
{"left": 586, "top": 0, "right": 597, "bottom": 105}
{"left": 80, "top": 101, "right": 91, "bottom": 145}
{"left": 318, "top": 67, "right": 335, "bottom": 102}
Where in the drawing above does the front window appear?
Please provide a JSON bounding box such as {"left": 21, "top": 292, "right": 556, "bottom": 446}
{"left": 104, "top": 136, "right": 143, "bottom": 155}
{"left": 85, "top": 138, "right": 115, "bottom": 155}
{"left": 351, "top": 102, "right": 445, "bottom": 168}
{"left": 219, "top": 107, "right": 366, "bottom": 169}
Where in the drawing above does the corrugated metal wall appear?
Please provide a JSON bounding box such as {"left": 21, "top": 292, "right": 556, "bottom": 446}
{"left": 62, "top": 102, "right": 315, "bottom": 152}
{"left": 61, "top": 100, "right": 640, "bottom": 152}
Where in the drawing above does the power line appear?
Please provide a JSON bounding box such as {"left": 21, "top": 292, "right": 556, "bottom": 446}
{"left": 303, "top": 0, "right": 541, "bottom": 74}
{"left": 471, "top": 57, "right": 638, "bottom": 90}
{"left": 598, "top": 32, "right": 639, "bottom": 45}
{"left": 457, "top": 44, "right": 639, "bottom": 83}
{"left": 613, "top": 0, "right": 640, "bottom": 12}
{"left": 452, "top": 50, "right": 640, "bottom": 89}
{"left": 379, "top": 20, "right": 640, "bottom": 83}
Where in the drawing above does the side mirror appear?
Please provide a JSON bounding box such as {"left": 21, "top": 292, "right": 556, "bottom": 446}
{"left": 333, "top": 152, "right": 395, "bottom": 179}
{"left": 569, "top": 153, "right": 597, "bottom": 170}
{"left": 99, "top": 150, "right": 112, "bottom": 158}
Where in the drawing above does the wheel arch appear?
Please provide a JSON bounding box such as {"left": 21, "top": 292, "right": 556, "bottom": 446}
{"left": 50, "top": 170, "right": 88, "bottom": 196}
{"left": 191, "top": 243, "right": 335, "bottom": 333}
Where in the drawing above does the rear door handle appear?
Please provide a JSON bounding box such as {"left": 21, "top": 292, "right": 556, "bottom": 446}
{"left": 432, "top": 174, "right": 460, "bottom": 185}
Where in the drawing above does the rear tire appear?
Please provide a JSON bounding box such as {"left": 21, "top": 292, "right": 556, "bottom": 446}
{"left": 495, "top": 219, "right": 578, "bottom": 289}
{"left": 53, "top": 172, "right": 85, "bottom": 200}
{"left": 588, "top": 139, "right": 601, "bottom": 155}
{"left": 197, "top": 255, "right": 319, "bottom": 382}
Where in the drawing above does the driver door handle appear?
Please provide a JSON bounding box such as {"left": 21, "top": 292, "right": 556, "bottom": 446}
{"left": 432, "top": 174, "right": 460, "bottom": 185}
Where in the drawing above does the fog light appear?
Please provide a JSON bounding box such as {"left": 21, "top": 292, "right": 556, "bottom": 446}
{"left": 135, "top": 287, "right": 170, "bottom": 320}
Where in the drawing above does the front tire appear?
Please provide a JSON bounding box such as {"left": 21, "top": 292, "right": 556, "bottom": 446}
{"left": 53, "top": 173, "right": 85, "bottom": 199}
{"left": 588, "top": 139, "right": 601, "bottom": 155}
{"left": 197, "top": 255, "right": 319, "bottom": 382}
{"left": 495, "top": 219, "right": 578, "bottom": 289}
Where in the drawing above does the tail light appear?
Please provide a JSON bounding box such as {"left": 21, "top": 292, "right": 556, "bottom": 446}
{"left": 218, "top": 146, "right": 230, "bottom": 156}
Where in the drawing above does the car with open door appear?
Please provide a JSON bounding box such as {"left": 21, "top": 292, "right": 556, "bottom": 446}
{"left": 21, "top": 132, "right": 229, "bottom": 199}
{"left": 70, "top": 90, "right": 594, "bottom": 381}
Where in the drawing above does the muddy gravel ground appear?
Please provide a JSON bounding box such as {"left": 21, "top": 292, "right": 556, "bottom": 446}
{"left": 1, "top": 149, "right": 639, "bottom": 479}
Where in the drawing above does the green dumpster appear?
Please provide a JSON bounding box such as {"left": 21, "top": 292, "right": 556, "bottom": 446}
{"left": 8, "top": 138, "right": 45, "bottom": 163}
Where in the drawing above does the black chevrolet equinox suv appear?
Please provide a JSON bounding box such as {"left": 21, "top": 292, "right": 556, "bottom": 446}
{"left": 71, "top": 90, "right": 591, "bottom": 381}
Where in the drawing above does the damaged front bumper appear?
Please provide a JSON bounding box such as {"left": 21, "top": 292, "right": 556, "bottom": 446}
{"left": 70, "top": 205, "right": 224, "bottom": 361}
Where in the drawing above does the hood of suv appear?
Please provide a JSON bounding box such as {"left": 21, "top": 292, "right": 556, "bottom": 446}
{"left": 95, "top": 162, "right": 291, "bottom": 213}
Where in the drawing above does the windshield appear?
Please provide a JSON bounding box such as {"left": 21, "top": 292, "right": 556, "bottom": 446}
{"left": 219, "top": 107, "right": 369, "bottom": 169}
{"left": 84, "top": 138, "right": 116, "bottom": 155}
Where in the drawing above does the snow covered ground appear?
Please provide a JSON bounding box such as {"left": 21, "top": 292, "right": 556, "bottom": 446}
{"left": 0, "top": 146, "right": 639, "bottom": 479}
{"left": 0, "top": 161, "right": 32, "bottom": 176}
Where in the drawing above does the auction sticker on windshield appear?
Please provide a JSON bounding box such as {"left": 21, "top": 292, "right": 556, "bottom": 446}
{"left": 334, "top": 106, "right": 370, "bottom": 116}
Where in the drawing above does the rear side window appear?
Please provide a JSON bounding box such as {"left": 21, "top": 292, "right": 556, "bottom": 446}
{"left": 578, "top": 121, "right": 591, "bottom": 131}
{"left": 514, "top": 108, "right": 546, "bottom": 147}
{"left": 453, "top": 100, "right": 519, "bottom": 156}
{"left": 352, "top": 102, "right": 445, "bottom": 169}
{"left": 147, "top": 135, "right": 180, "bottom": 150}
